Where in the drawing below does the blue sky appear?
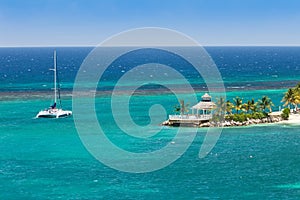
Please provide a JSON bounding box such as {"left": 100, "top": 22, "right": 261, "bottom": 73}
{"left": 0, "top": 0, "right": 299, "bottom": 46}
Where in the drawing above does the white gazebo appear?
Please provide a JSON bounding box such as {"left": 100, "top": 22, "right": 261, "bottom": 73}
{"left": 167, "top": 93, "right": 216, "bottom": 124}
{"left": 191, "top": 93, "right": 216, "bottom": 118}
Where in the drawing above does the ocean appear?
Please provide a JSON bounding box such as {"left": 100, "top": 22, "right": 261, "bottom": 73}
{"left": 1, "top": 47, "right": 300, "bottom": 199}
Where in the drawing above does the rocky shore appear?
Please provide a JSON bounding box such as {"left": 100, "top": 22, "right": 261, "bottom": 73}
{"left": 162, "top": 113, "right": 286, "bottom": 128}
{"left": 199, "top": 115, "right": 283, "bottom": 127}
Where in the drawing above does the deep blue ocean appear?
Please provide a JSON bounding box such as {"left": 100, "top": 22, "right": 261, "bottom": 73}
{"left": 1, "top": 47, "right": 300, "bottom": 199}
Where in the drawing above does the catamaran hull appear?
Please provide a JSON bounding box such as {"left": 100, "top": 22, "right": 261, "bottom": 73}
{"left": 36, "top": 110, "right": 72, "bottom": 118}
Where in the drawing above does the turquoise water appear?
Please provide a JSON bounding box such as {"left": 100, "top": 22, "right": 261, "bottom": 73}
{"left": 1, "top": 47, "right": 300, "bottom": 199}
{"left": 1, "top": 96, "right": 300, "bottom": 199}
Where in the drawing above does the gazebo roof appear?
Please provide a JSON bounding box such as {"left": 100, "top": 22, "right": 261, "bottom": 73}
{"left": 192, "top": 101, "right": 216, "bottom": 110}
{"left": 201, "top": 93, "right": 212, "bottom": 102}
{"left": 202, "top": 93, "right": 211, "bottom": 99}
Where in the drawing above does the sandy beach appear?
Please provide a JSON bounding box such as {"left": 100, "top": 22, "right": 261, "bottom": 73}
{"left": 279, "top": 113, "right": 300, "bottom": 125}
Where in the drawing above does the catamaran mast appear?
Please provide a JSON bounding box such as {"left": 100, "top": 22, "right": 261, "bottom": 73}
{"left": 54, "top": 51, "right": 57, "bottom": 104}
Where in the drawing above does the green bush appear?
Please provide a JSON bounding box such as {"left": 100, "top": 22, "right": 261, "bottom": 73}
{"left": 251, "top": 112, "right": 267, "bottom": 119}
{"left": 232, "top": 113, "right": 247, "bottom": 122}
{"left": 245, "top": 113, "right": 252, "bottom": 119}
{"left": 281, "top": 108, "right": 290, "bottom": 120}
{"left": 225, "top": 115, "right": 233, "bottom": 121}
{"left": 225, "top": 112, "right": 269, "bottom": 122}
{"left": 251, "top": 112, "right": 260, "bottom": 119}
{"left": 212, "top": 114, "right": 225, "bottom": 122}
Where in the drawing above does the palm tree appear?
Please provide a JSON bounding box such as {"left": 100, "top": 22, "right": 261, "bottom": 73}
{"left": 282, "top": 83, "right": 300, "bottom": 111}
{"left": 295, "top": 99, "right": 300, "bottom": 111}
{"left": 180, "top": 100, "right": 189, "bottom": 115}
{"left": 243, "top": 100, "right": 252, "bottom": 113}
{"left": 293, "top": 87, "right": 300, "bottom": 110}
{"left": 215, "top": 97, "right": 226, "bottom": 115}
{"left": 173, "top": 100, "right": 189, "bottom": 115}
{"left": 282, "top": 88, "right": 295, "bottom": 108}
{"left": 233, "top": 97, "right": 243, "bottom": 114}
{"left": 249, "top": 98, "right": 257, "bottom": 113}
{"left": 226, "top": 100, "right": 234, "bottom": 114}
{"left": 259, "top": 96, "right": 274, "bottom": 113}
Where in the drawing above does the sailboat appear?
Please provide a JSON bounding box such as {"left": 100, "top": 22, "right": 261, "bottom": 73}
{"left": 36, "top": 51, "right": 72, "bottom": 118}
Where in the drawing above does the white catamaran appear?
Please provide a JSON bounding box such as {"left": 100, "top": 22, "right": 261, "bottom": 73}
{"left": 36, "top": 51, "right": 72, "bottom": 118}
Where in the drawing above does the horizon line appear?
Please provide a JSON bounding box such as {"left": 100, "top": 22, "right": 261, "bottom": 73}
{"left": 1, "top": 44, "right": 300, "bottom": 48}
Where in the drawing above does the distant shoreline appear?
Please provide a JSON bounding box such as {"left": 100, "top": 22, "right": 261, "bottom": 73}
{"left": 1, "top": 79, "right": 299, "bottom": 92}
{"left": 0, "top": 86, "right": 295, "bottom": 101}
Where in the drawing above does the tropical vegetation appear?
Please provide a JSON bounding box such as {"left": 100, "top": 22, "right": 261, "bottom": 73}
{"left": 281, "top": 108, "right": 290, "bottom": 120}
{"left": 216, "top": 96, "right": 274, "bottom": 115}
{"left": 215, "top": 96, "right": 274, "bottom": 122}
{"left": 174, "top": 100, "right": 189, "bottom": 115}
{"left": 282, "top": 83, "right": 300, "bottom": 111}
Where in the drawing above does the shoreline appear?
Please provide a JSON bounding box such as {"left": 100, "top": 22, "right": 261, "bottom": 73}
{"left": 278, "top": 113, "right": 300, "bottom": 125}
{"left": 162, "top": 113, "right": 300, "bottom": 128}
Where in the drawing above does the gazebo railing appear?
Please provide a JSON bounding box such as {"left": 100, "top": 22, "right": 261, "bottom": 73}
{"left": 169, "top": 114, "right": 212, "bottom": 120}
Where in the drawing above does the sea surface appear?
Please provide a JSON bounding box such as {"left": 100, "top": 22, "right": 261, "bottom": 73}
{"left": 1, "top": 47, "right": 300, "bottom": 199}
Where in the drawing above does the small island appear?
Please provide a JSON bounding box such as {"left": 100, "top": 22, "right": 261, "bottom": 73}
{"left": 162, "top": 83, "right": 300, "bottom": 127}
